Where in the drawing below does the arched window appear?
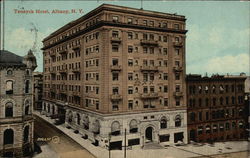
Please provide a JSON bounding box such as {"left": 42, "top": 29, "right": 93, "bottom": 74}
{"left": 239, "top": 121, "right": 243, "bottom": 128}
{"left": 212, "top": 85, "right": 216, "bottom": 93}
{"left": 25, "top": 80, "right": 30, "bottom": 93}
{"left": 25, "top": 100, "right": 30, "bottom": 115}
{"left": 213, "top": 124, "right": 218, "bottom": 132}
{"left": 7, "top": 70, "right": 13, "bottom": 75}
{"left": 160, "top": 117, "right": 167, "bottom": 129}
{"left": 93, "top": 120, "right": 100, "bottom": 134}
{"left": 206, "top": 125, "right": 211, "bottom": 133}
{"left": 111, "top": 121, "right": 121, "bottom": 136}
{"left": 68, "top": 111, "right": 73, "bottom": 123}
{"left": 6, "top": 80, "right": 13, "bottom": 94}
{"left": 77, "top": 113, "right": 81, "bottom": 125}
{"left": 175, "top": 115, "right": 181, "bottom": 127}
{"left": 23, "top": 126, "right": 29, "bottom": 143}
{"left": 129, "top": 119, "right": 138, "bottom": 133}
{"left": 83, "top": 115, "right": 89, "bottom": 130}
{"left": 5, "top": 102, "right": 13, "bottom": 117}
{"left": 4, "top": 129, "right": 14, "bottom": 145}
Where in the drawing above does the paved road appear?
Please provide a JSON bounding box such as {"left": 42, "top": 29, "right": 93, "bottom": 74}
{"left": 34, "top": 116, "right": 96, "bottom": 158}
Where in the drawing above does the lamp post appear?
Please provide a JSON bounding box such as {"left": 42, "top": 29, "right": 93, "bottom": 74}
{"left": 108, "top": 133, "right": 111, "bottom": 158}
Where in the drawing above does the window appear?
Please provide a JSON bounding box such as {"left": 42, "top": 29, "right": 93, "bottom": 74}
{"left": 7, "top": 70, "right": 13, "bottom": 75}
{"left": 112, "top": 103, "right": 119, "bottom": 111}
{"left": 175, "top": 73, "right": 180, "bottom": 80}
{"left": 4, "top": 129, "right": 14, "bottom": 145}
{"left": 25, "top": 101, "right": 30, "bottom": 115}
{"left": 143, "top": 87, "right": 148, "bottom": 93}
{"left": 190, "top": 112, "right": 195, "bottom": 122}
{"left": 213, "top": 124, "right": 218, "bottom": 132}
{"left": 160, "top": 117, "right": 167, "bottom": 129}
{"left": 25, "top": 80, "right": 30, "bottom": 93}
{"left": 112, "top": 58, "right": 119, "bottom": 66}
{"left": 175, "top": 61, "right": 180, "bottom": 67}
{"left": 112, "top": 44, "right": 119, "bottom": 52}
{"left": 128, "top": 86, "right": 133, "bottom": 94}
{"left": 128, "top": 32, "right": 133, "bottom": 39}
{"left": 112, "top": 16, "right": 119, "bottom": 22}
{"left": 6, "top": 80, "right": 13, "bottom": 94}
{"left": 112, "top": 31, "right": 119, "bottom": 37}
{"left": 143, "top": 47, "right": 148, "bottom": 53}
{"left": 128, "top": 18, "right": 132, "bottom": 24}
{"left": 163, "top": 22, "right": 167, "bottom": 28}
{"left": 143, "top": 33, "right": 148, "bottom": 40}
{"left": 164, "top": 98, "right": 168, "bottom": 106}
{"left": 174, "top": 24, "right": 180, "bottom": 29}
{"left": 199, "top": 112, "right": 202, "bottom": 121}
{"left": 163, "top": 73, "right": 168, "bottom": 80}
{"left": 206, "top": 125, "right": 211, "bottom": 134}
{"left": 163, "top": 48, "right": 168, "bottom": 55}
{"left": 149, "top": 47, "right": 154, "bottom": 54}
{"left": 149, "top": 73, "right": 154, "bottom": 81}
{"left": 176, "top": 99, "right": 180, "bottom": 106}
{"left": 23, "top": 126, "right": 29, "bottom": 143}
{"left": 128, "top": 100, "right": 133, "bottom": 109}
{"left": 128, "top": 46, "right": 133, "bottom": 53}
{"left": 96, "top": 101, "right": 99, "bottom": 110}
{"left": 143, "top": 73, "right": 148, "bottom": 81}
{"left": 128, "top": 59, "right": 133, "bottom": 66}
{"left": 163, "top": 36, "right": 168, "bottom": 42}
{"left": 112, "top": 87, "right": 119, "bottom": 94}
{"left": 164, "top": 85, "right": 168, "bottom": 93}
{"left": 129, "top": 120, "right": 138, "bottom": 133}
{"left": 5, "top": 102, "right": 13, "bottom": 117}
{"left": 149, "top": 21, "right": 154, "bottom": 27}
{"left": 128, "top": 73, "right": 133, "bottom": 80}
{"left": 143, "top": 20, "right": 147, "bottom": 26}
{"left": 111, "top": 121, "right": 120, "bottom": 135}
{"left": 175, "top": 115, "right": 181, "bottom": 127}
{"left": 198, "top": 126, "right": 203, "bottom": 135}
{"left": 175, "top": 85, "right": 180, "bottom": 92}
{"left": 175, "top": 49, "right": 180, "bottom": 55}
{"left": 112, "top": 73, "right": 119, "bottom": 81}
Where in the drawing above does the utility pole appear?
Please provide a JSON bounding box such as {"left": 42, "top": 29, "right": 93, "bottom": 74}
{"left": 108, "top": 133, "right": 111, "bottom": 158}
{"left": 124, "top": 128, "right": 126, "bottom": 158}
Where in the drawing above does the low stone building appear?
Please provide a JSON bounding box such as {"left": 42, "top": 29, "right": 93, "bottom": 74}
{"left": 0, "top": 50, "right": 37, "bottom": 157}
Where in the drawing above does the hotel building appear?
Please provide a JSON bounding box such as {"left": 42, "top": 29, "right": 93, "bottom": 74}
{"left": 42, "top": 4, "right": 188, "bottom": 149}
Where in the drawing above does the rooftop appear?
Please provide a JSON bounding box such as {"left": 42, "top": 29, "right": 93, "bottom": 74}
{"left": 43, "top": 3, "right": 186, "bottom": 42}
{"left": 0, "top": 50, "right": 25, "bottom": 66}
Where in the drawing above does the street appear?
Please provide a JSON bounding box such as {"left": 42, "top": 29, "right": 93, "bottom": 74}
{"left": 34, "top": 115, "right": 96, "bottom": 158}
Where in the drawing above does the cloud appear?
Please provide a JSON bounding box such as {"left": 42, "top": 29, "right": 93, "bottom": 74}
{"left": 204, "top": 53, "right": 249, "bottom": 75}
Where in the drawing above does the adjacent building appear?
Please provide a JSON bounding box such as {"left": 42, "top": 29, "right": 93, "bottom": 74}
{"left": 186, "top": 74, "right": 247, "bottom": 143}
{"left": 41, "top": 4, "right": 188, "bottom": 149}
{"left": 33, "top": 72, "right": 43, "bottom": 111}
{"left": 0, "top": 50, "right": 37, "bottom": 157}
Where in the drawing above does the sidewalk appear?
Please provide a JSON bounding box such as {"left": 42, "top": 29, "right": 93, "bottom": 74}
{"left": 33, "top": 111, "right": 249, "bottom": 158}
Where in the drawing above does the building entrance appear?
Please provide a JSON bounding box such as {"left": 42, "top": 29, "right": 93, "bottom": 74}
{"left": 145, "top": 127, "right": 153, "bottom": 142}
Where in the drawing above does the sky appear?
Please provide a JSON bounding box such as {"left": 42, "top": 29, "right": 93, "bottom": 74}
{"left": 1, "top": 0, "right": 249, "bottom": 76}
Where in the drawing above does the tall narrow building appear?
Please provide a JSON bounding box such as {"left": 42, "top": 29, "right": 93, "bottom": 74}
{"left": 42, "top": 4, "right": 187, "bottom": 149}
{"left": 0, "top": 50, "right": 37, "bottom": 157}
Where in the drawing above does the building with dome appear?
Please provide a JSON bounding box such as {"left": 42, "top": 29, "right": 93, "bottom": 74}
{"left": 0, "top": 50, "right": 37, "bottom": 157}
